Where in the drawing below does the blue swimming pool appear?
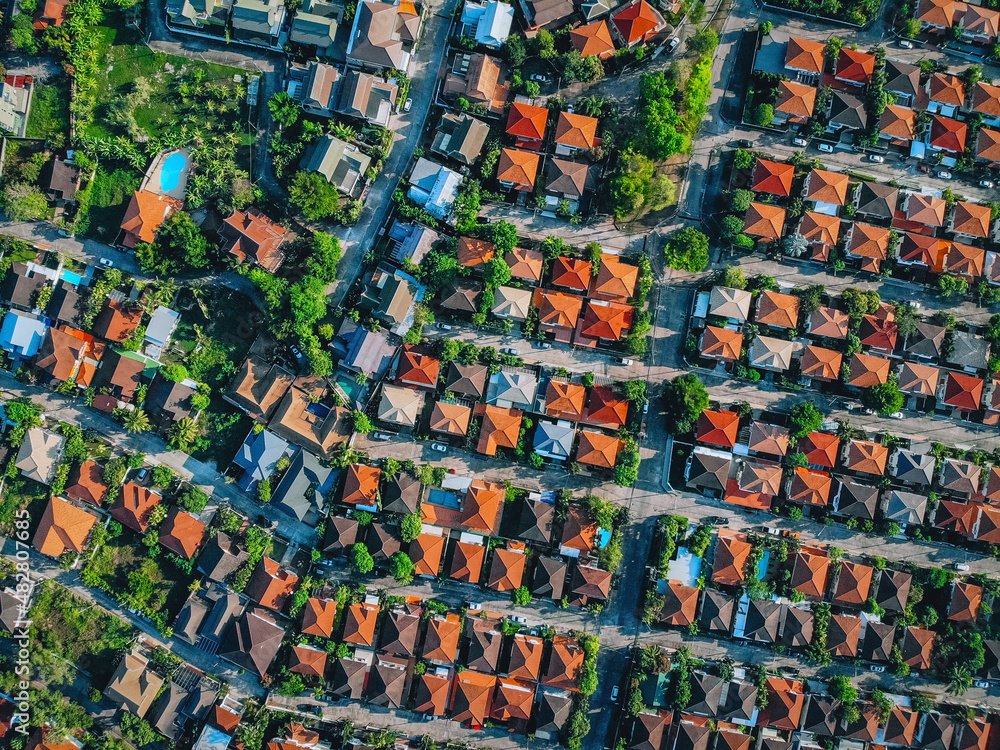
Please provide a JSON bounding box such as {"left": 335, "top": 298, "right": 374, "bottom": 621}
{"left": 160, "top": 152, "right": 187, "bottom": 192}
{"left": 61, "top": 271, "right": 83, "bottom": 285}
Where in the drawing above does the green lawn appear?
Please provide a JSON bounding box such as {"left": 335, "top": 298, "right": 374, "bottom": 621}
{"left": 83, "top": 164, "right": 142, "bottom": 242}
{"left": 26, "top": 80, "right": 71, "bottom": 142}
{"left": 82, "top": 17, "right": 251, "bottom": 143}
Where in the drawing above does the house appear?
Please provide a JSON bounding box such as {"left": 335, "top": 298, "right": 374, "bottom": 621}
{"left": 800, "top": 345, "right": 842, "bottom": 382}
{"left": 552, "top": 256, "right": 593, "bottom": 292}
{"left": 460, "top": 0, "right": 513, "bottom": 47}
{"left": 440, "top": 280, "right": 481, "bottom": 313}
{"left": 743, "top": 203, "right": 785, "bottom": 241}
{"left": 297, "top": 62, "right": 339, "bottom": 117}
{"left": 846, "top": 222, "right": 890, "bottom": 271}
{"left": 659, "top": 581, "right": 700, "bottom": 627}
{"left": 759, "top": 678, "right": 805, "bottom": 730}
{"left": 506, "top": 247, "right": 543, "bottom": 283}
{"left": 199, "top": 533, "right": 249, "bottom": 581}
{"left": 35, "top": 326, "right": 101, "bottom": 385}
{"left": 378, "top": 383, "right": 424, "bottom": 427}
{"left": 431, "top": 112, "right": 490, "bottom": 165}
{"left": 445, "top": 361, "right": 487, "bottom": 399}
{"left": 430, "top": 401, "right": 472, "bottom": 436}
{"left": 219, "top": 609, "right": 285, "bottom": 676}
{"left": 271, "top": 449, "right": 334, "bottom": 525}
{"left": 16, "top": 428, "right": 64, "bottom": 485}
{"left": 414, "top": 672, "right": 451, "bottom": 716}
{"left": 289, "top": 644, "right": 328, "bottom": 679}
{"left": 928, "top": 72, "right": 965, "bottom": 108}
{"left": 885, "top": 59, "right": 921, "bottom": 102}
{"left": 423, "top": 612, "right": 461, "bottom": 663}
{"left": 829, "top": 90, "right": 868, "bottom": 130}
{"left": 784, "top": 37, "right": 824, "bottom": 75}
{"left": 230, "top": 0, "right": 285, "bottom": 46}
{"left": 91, "top": 350, "right": 147, "bottom": 403}
{"left": 346, "top": 0, "right": 420, "bottom": 70}
{"left": 570, "top": 19, "right": 616, "bottom": 58}
{"left": 410, "top": 533, "right": 445, "bottom": 575}
{"left": 906, "top": 192, "right": 947, "bottom": 226}
{"left": 789, "top": 550, "right": 830, "bottom": 599}
{"left": 33, "top": 496, "right": 97, "bottom": 557}
{"left": 712, "top": 531, "right": 750, "bottom": 587}
{"left": 973, "top": 81, "right": 1000, "bottom": 123}
{"left": 452, "top": 671, "right": 496, "bottom": 725}
{"left": 145, "top": 372, "right": 196, "bottom": 428}
{"left": 751, "top": 159, "right": 794, "bottom": 196}
{"left": 545, "top": 379, "right": 586, "bottom": 420}
{"left": 610, "top": 0, "right": 665, "bottom": 47}
{"left": 396, "top": 345, "right": 440, "bottom": 389}
{"left": 748, "top": 335, "right": 800, "bottom": 371}
{"left": 33, "top": 0, "right": 71, "bottom": 28}
{"left": 145, "top": 306, "right": 180, "bottom": 356}
{"left": 533, "top": 420, "right": 575, "bottom": 461}
{"left": 948, "top": 330, "right": 989, "bottom": 370}
{"left": 545, "top": 159, "right": 596, "bottom": 204}
{"left": 111, "top": 482, "right": 162, "bottom": 533}
{"left": 786, "top": 467, "right": 832, "bottom": 506}
{"left": 517, "top": 498, "right": 554, "bottom": 542}
{"left": 534, "top": 288, "right": 584, "bottom": 334}
{"left": 486, "top": 370, "right": 537, "bottom": 409}
{"left": 407, "top": 157, "right": 461, "bottom": 219}
{"left": 950, "top": 201, "right": 993, "bottom": 239}
{"left": 336, "top": 70, "right": 398, "bottom": 126}
{"left": 267, "top": 376, "right": 349, "bottom": 458}
{"left": 533, "top": 556, "right": 567, "bottom": 599}
{"left": 225, "top": 356, "right": 294, "bottom": 423}
{"left": 708, "top": 286, "right": 751, "bottom": 322}
{"left": 46, "top": 281, "right": 83, "bottom": 327}
{"left": 41, "top": 156, "right": 81, "bottom": 206}
{"left": 555, "top": 111, "right": 598, "bottom": 154}
{"left": 93, "top": 299, "right": 144, "bottom": 344}
{"left": 119, "top": 191, "right": 182, "bottom": 248}
{"left": 219, "top": 209, "right": 287, "bottom": 273}
{"left": 522, "top": 0, "right": 573, "bottom": 26}
{"left": 686, "top": 447, "right": 731, "bottom": 495}
{"left": 65, "top": 460, "right": 108, "bottom": 507}
{"left": 488, "top": 546, "right": 526, "bottom": 591}
{"left": 159, "top": 509, "right": 207, "bottom": 559}
{"left": 0, "top": 263, "right": 46, "bottom": 312}
{"left": 835, "top": 48, "right": 875, "bottom": 86}
{"left": 341, "top": 463, "right": 381, "bottom": 507}
{"left": 855, "top": 181, "right": 898, "bottom": 219}
{"left": 451, "top": 539, "right": 486, "bottom": 582}
{"left": 583, "top": 384, "right": 628, "bottom": 429}
{"left": 755, "top": 290, "right": 800, "bottom": 329}
{"left": 941, "top": 372, "right": 984, "bottom": 412}
{"left": 497, "top": 148, "right": 540, "bottom": 191}
{"left": 590, "top": 255, "right": 638, "bottom": 301}
{"left": 799, "top": 431, "right": 839, "bottom": 468}
{"left": 832, "top": 560, "right": 873, "bottom": 606}
{"left": 362, "top": 266, "right": 425, "bottom": 335}
{"left": 331, "top": 656, "right": 369, "bottom": 699}
{"left": 695, "top": 409, "right": 740, "bottom": 449}
{"left": 443, "top": 52, "right": 510, "bottom": 115}
{"left": 930, "top": 115, "right": 968, "bottom": 152}
{"left": 803, "top": 168, "right": 849, "bottom": 206}
{"left": 367, "top": 655, "right": 408, "bottom": 707}
{"left": 290, "top": 0, "right": 340, "bottom": 54}
{"left": 301, "top": 134, "right": 372, "bottom": 197}
{"left": 961, "top": 4, "right": 1000, "bottom": 42}
{"left": 105, "top": 653, "right": 164, "bottom": 717}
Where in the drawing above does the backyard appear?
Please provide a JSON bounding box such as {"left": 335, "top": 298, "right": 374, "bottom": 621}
{"left": 25, "top": 79, "right": 71, "bottom": 143}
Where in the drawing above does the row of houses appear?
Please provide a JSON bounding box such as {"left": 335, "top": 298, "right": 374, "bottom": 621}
{"left": 916, "top": 0, "right": 1000, "bottom": 46}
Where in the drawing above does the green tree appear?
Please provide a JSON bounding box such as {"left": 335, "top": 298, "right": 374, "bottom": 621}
{"left": 827, "top": 675, "right": 858, "bottom": 703}
{"left": 862, "top": 374, "right": 904, "bottom": 416}
{"left": 351, "top": 411, "right": 374, "bottom": 434}
{"left": 665, "top": 227, "right": 710, "bottom": 272}
{"left": 179, "top": 487, "right": 209, "bottom": 512}
{"left": 400, "top": 512, "right": 422, "bottom": 542}
{"left": 789, "top": 402, "right": 824, "bottom": 439}
{"left": 268, "top": 92, "right": 300, "bottom": 129}
{"left": 512, "top": 586, "right": 532, "bottom": 606}
{"left": 901, "top": 17, "right": 921, "bottom": 37}
{"left": 289, "top": 171, "right": 341, "bottom": 220}
{"left": 484, "top": 256, "right": 512, "bottom": 287}
{"left": 122, "top": 409, "right": 151, "bottom": 434}
{"left": 752, "top": 103, "right": 775, "bottom": 126}
{"left": 939, "top": 274, "right": 969, "bottom": 298}
{"left": 720, "top": 215, "right": 744, "bottom": 238}
{"left": 2, "top": 183, "right": 48, "bottom": 221}
{"left": 169, "top": 417, "right": 199, "bottom": 450}
{"left": 686, "top": 26, "right": 718, "bottom": 56}
{"left": 729, "top": 189, "right": 754, "bottom": 213}
{"left": 390, "top": 551, "right": 415, "bottom": 584}
{"left": 662, "top": 374, "right": 709, "bottom": 434}
{"left": 352, "top": 542, "right": 374, "bottom": 574}
{"left": 134, "top": 211, "right": 209, "bottom": 275}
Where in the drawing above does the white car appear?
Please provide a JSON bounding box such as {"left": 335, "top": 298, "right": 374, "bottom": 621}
{"left": 614, "top": 357, "right": 633, "bottom": 365}
{"left": 431, "top": 443, "right": 448, "bottom": 453}
{"left": 981, "top": 179, "right": 995, "bottom": 188}
{"left": 937, "top": 170, "right": 953, "bottom": 179}
{"left": 818, "top": 143, "right": 834, "bottom": 153}
{"left": 870, "top": 665, "right": 886, "bottom": 672}
{"left": 501, "top": 347, "right": 520, "bottom": 355}
{"left": 899, "top": 39, "right": 914, "bottom": 48}
{"left": 954, "top": 562, "right": 971, "bottom": 571}
{"left": 868, "top": 154, "right": 885, "bottom": 163}
{"left": 611, "top": 686, "right": 620, "bottom": 701}
{"left": 436, "top": 322, "right": 452, "bottom": 330}
{"left": 792, "top": 137, "right": 808, "bottom": 146}
{"left": 889, "top": 412, "right": 904, "bottom": 419}
{"left": 99, "top": 258, "right": 114, "bottom": 267}
{"left": 975, "top": 680, "right": 990, "bottom": 689}
{"left": 403, "top": 98, "right": 412, "bottom": 112}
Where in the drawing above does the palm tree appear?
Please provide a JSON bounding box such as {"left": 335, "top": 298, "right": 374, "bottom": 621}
{"left": 170, "top": 418, "right": 199, "bottom": 449}
{"left": 123, "top": 409, "right": 152, "bottom": 434}
{"left": 332, "top": 123, "right": 357, "bottom": 142}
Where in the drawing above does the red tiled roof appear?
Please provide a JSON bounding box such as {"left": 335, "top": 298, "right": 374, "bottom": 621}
{"left": 397, "top": 345, "right": 440, "bottom": 388}
{"left": 695, "top": 410, "right": 740, "bottom": 448}
{"left": 506, "top": 102, "right": 548, "bottom": 140}
{"left": 611, "top": 0, "right": 664, "bottom": 45}
{"left": 930, "top": 115, "right": 968, "bottom": 152}
{"left": 584, "top": 385, "right": 628, "bottom": 428}
{"left": 111, "top": 482, "right": 162, "bottom": 533}
{"left": 551, "top": 256, "right": 592, "bottom": 290}
{"left": 836, "top": 48, "right": 876, "bottom": 84}
{"left": 751, "top": 159, "right": 795, "bottom": 196}
{"left": 580, "top": 300, "right": 633, "bottom": 341}
{"left": 944, "top": 371, "right": 984, "bottom": 411}
{"left": 800, "top": 431, "right": 839, "bottom": 467}
{"left": 159, "top": 508, "right": 206, "bottom": 559}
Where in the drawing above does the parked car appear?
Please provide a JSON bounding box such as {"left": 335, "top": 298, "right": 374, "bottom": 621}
{"left": 431, "top": 443, "right": 448, "bottom": 453}
{"left": 665, "top": 37, "right": 680, "bottom": 53}
{"left": 705, "top": 516, "right": 730, "bottom": 525}
{"left": 937, "top": 170, "right": 953, "bottom": 179}
{"left": 466, "top": 601, "right": 483, "bottom": 610}
{"left": 611, "top": 686, "right": 620, "bottom": 701}
{"left": 954, "top": 562, "right": 971, "bottom": 571}
{"left": 868, "top": 154, "right": 885, "bottom": 163}
{"left": 642, "top": 402, "right": 649, "bottom": 414}
{"left": 529, "top": 73, "right": 549, "bottom": 82}
{"left": 975, "top": 680, "right": 990, "bottom": 688}
{"left": 888, "top": 412, "right": 904, "bottom": 419}
{"left": 792, "top": 137, "right": 809, "bottom": 146}
{"left": 817, "top": 143, "right": 834, "bottom": 153}
{"left": 870, "top": 665, "right": 886, "bottom": 672}
{"left": 510, "top": 615, "right": 528, "bottom": 624}
{"left": 372, "top": 432, "right": 392, "bottom": 441}
{"left": 289, "top": 344, "right": 304, "bottom": 362}
{"left": 981, "top": 179, "right": 995, "bottom": 188}
{"left": 136, "top": 468, "right": 149, "bottom": 482}
{"left": 100, "top": 258, "right": 114, "bottom": 267}
{"left": 734, "top": 139, "right": 752, "bottom": 148}
{"left": 613, "top": 357, "right": 633, "bottom": 365}
{"left": 899, "top": 39, "right": 914, "bottom": 48}
{"left": 535, "top": 341, "right": 552, "bottom": 349}
{"left": 436, "top": 322, "right": 452, "bottom": 330}
{"left": 403, "top": 98, "right": 412, "bottom": 112}
{"left": 501, "top": 347, "right": 520, "bottom": 355}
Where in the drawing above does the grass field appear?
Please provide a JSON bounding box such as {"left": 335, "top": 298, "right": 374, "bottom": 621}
{"left": 26, "top": 80, "right": 71, "bottom": 142}
{"left": 83, "top": 165, "right": 142, "bottom": 242}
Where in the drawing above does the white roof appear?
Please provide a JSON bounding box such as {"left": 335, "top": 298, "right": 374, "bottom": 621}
{"left": 145, "top": 306, "right": 180, "bottom": 345}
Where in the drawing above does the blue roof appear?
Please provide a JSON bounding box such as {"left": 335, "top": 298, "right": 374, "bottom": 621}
{"left": 0, "top": 312, "right": 46, "bottom": 357}
{"left": 533, "top": 421, "right": 575, "bottom": 460}
{"left": 233, "top": 429, "right": 289, "bottom": 490}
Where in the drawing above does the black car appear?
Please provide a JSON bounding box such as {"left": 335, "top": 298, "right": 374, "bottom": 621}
{"left": 734, "top": 139, "right": 752, "bottom": 148}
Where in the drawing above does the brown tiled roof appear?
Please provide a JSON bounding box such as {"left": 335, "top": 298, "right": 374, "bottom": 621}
{"left": 429, "top": 401, "right": 471, "bottom": 436}
{"left": 543, "top": 636, "right": 584, "bottom": 691}
{"left": 953, "top": 202, "right": 992, "bottom": 238}
{"left": 301, "top": 597, "right": 337, "bottom": 637}
{"left": 158, "top": 508, "right": 206, "bottom": 559}
{"left": 947, "top": 242, "right": 986, "bottom": 278}
{"left": 901, "top": 626, "right": 935, "bottom": 668}
{"left": 111, "top": 482, "right": 162, "bottom": 533}
{"left": 748, "top": 422, "right": 789, "bottom": 457}
{"left": 343, "top": 602, "right": 380, "bottom": 646}
{"left": 805, "top": 169, "right": 849, "bottom": 205}
{"left": 978, "top": 128, "right": 1000, "bottom": 161}
{"left": 975, "top": 82, "right": 1000, "bottom": 117}
{"left": 446, "top": 361, "right": 487, "bottom": 398}
{"left": 828, "top": 614, "right": 861, "bottom": 656}
{"left": 916, "top": 0, "right": 957, "bottom": 25}
{"left": 290, "top": 644, "right": 327, "bottom": 677}
{"left": 790, "top": 551, "right": 830, "bottom": 598}
{"left": 33, "top": 496, "right": 97, "bottom": 557}
{"left": 833, "top": 561, "right": 873, "bottom": 606}
{"left": 440, "top": 280, "right": 480, "bottom": 312}
{"left": 949, "top": 581, "right": 982, "bottom": 621}
{"left": 885, "top": 706, "right": 919, "bottom": 745}
{"left": 450, "top": 540, "right": 485, "bottom": 582}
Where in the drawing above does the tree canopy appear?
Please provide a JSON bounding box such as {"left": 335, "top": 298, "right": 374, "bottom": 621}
{"left": 134, "top": 211, "right": 209, "bottom": 275}
{"left": 662, "top": 374, "right": 709, "bottom": 434}
{"left": 665, "top": 227, "right": 710, "bottom": 272}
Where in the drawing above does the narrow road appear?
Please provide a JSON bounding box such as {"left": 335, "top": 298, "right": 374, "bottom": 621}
{"left": 326, "top": 0, "right": 461, "bottom": 308}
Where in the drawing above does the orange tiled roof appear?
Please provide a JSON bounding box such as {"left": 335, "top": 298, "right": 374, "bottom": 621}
{"left": 576, "top": 430, "right": 621, "bottom": 468}
{"left": 784, "top": 37, "right": 824, "bottom": 73}
{"left": 33, "top": 496, "right": 96, "bottom": 557}
{"left": 505, "top": 247, "right": 543, "bottom": 282}
{"left": 788, "top": 467, "right": 832, "bottom": 506}
{"left": 973, "top": 81, "right": 1000, "bottom": 117}
{"left": 800, "top": 345, "right": 842, "bottom": 381}
{"left": 898, "top": 362, "right": 940, "bottom": 396}
{"left": 880, "top": 105, "right": 916, "bottom": 140}
{"left": 952, "top": 202, "right": 992, "bottom": 238}
{"left": 964, "top": 4, "right": 1000, "bottom": 38}
{"left": 947, "top": 241, "right": 986, "bottom": 277}
{"left": 462, "top": 480, "right": 504, "bottom": 534}
{"left": 430, "top": 401, "right": 472, "bottom": 436}
{"left": 570, "top": 19, "right": 616, "bottom": 58}
{"left": 543, "top": 636, "right": 585, "bottom": 690}
{"left": 695, "top": 409, "right": 740, "bottom": 448}
{"left": 506, "top": 102, "right": 548, "bottom": 140}
{"left": 978, "top": 128, "right": 1000, "bottom": 161}
{"left": 836, "top": 48, "right": 875, "bottom": 84}
{"left": 450, "top": 540, "right": 485, "bottom": 582}
{"left": 580, "top": 300, "right": 632, "bottom": 341}
{"left": 159, "top": 508, "right": 206, "bottom": 559}
{"left": 551, "top": 256, "right": 592, "bottom": 290}
{"left": 111, "top": 482, "right": 162, "bottom": 533}
{"left": 411, "top": 533, "right": 446, "bottom": 576}
{"left": 929, "top": 73, "right": 966, "bottom": 106}
{"left": 712, "top": 531, "right": 751, "bottom": 586}
{"left": 834, "top": 561, "right": 874, "bottom": 606}
{"left": 907, "top": 193, "right": 947, "bottom": 226}
{"left": 744, "top": 203, "right": 786, "bottom": 240}
{"left": 756, "top": 290, "right": 800, "bottom": 329}
{"left": 845, "top": 438, "right": 889, "bottom": 475}
{"left": 476, "top": 405, "right": 522, "bottom": 455}
{"left": 488, "top": 548, "right": 526, "bottom": 591}
{"left": 916, "top": 0, "right": 957, "bottom": 25}
{"left": 289, "top": 644, "right": 327, "bottom": 677}
{"left": 900, "top": 232, "right": 949, "bottom": 268}
{"left": 848, "top": 222, "right": 890, "bottom": 259}
{"left": 343, "top": 601, "right": 380, "bottom": 645}
{"left": 949, "top": 581, "right": 982, "bottom": 621}
{"left": 397, "top": 345, "right": 440, "bottom": 388}
{"left": 546, "top": 379, "right": 587, "bottom": 419}
{"left": 800, "top": 431, "right": 839, "bottom": 468}
{"left": 452, "top": 670, "right": 496, "bottom": 724}
{"left": 589, "top": 255, "right": 639, "bottom": 301}
{"left": 458, "top": 236, "right": 496, "bottom": 268}
{"left": 301, "top": 597, "right": 337, "bottom": 637}
{"left": 700, "top": 326, "right": 742, "bottom": 361}
{"left": 775, "top": 80, "right": 816, "bottom": 118}
{"left": 497, "top": 148, "right": 540, "bottom": 188}
{"left": 342, "top": 464, "right": 381, "bottom": 506}
{"left": 805, "top": 169, "right": 849, "bottom": 205}
{"left": 555, "top": 111, "right": 598, "bottom": 150}
{"left": 120, "top": 190, "right": 180, "bottom": 247}
{"left": 800, "top": 212, "right": 841, "bottom": 247}
{"left": 611, "top": 0, "right": 663, "bottom": 44}
{"left": 533, "top": 288, "right": 584, "bottom": 329}
{"left": 790, "top": 551, "right": 830, "bottom": 597}
{"left": 65, "top": 460, "right": 108, "bottom": 506}
{"left": 751, "top": 159, "right": 795, "bottom": 196}
{"left": 584, "top": 385, "right": 628, "bottom": 428}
